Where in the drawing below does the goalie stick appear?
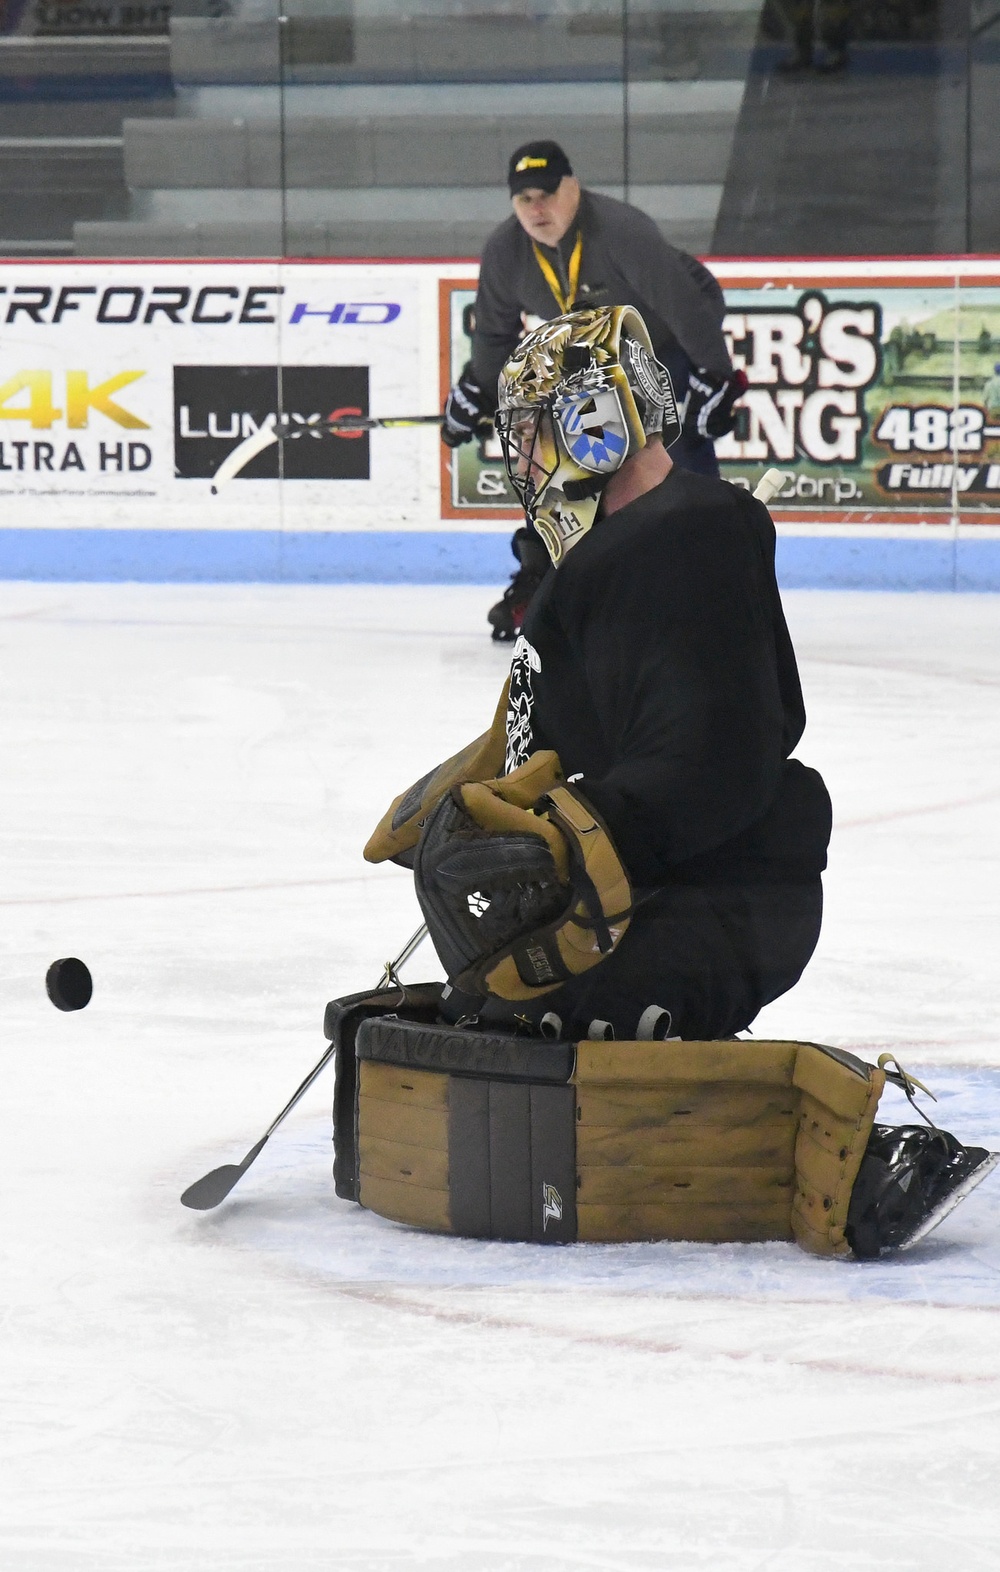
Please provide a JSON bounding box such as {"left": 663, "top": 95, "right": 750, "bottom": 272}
{"left": 210, "top": 412, "right": 492, "bottom": 492}
{"left": 180, "top": 921, "right": 428, "bottom": 1210}
{"left": 753, "top": 467, "right": 786, "bottom": 504}
{"left": 212, "top": 414, "right": 784, "bottom": 498}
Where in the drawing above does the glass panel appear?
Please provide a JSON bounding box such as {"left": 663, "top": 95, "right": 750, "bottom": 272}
{"left": 2, "top": 0, "right": 287, "bottom": 260}
{"left": 270, "top": 0, "right": 627, "bottom": 537}
{"left": 2, "top": 0, "right": 993, "bottom": 261}
{"left": 970, "top": 0, "right": 1000, "bottom": 250}
{"left": 134, "top": 0, "right": 286, "bottom": 259}
{"left": 712, "top": 0, "right": 973, "bottom": 255}
{"left": 1, "top": 12, "right": 177, "bottom": 259}
{"left": 627, "top": 0, "right": 764, "bottom": 255}
{"left": 274, "top": 0, "right": 627, "bottom": 260}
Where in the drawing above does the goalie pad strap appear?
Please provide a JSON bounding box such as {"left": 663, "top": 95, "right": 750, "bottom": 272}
{"left": 334, "top": 1009, "right": 886, "bottom": 1254}
{"left": 448, "top": 1078, "right": 577, "bottom": 1242}
{"left": 359, "top": 1013, "right": 575, "bottom": 1083}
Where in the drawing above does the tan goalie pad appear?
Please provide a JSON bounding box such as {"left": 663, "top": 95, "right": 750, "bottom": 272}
{"left": 574, "top": 1040, "right": 885, "bottom": 1254}
{"left": 574, "top": 1039, "right": 800, "bottom": 1244}
{"left": 363, "top": 679, "right": 510, "bottom": 865}
{"left": 790, "top": 1047, "right": 887, "bottom": 1257}
{"left": 357, "top": 1061, "right": 452, "bottom": 1233}
{"left": 350, "top": 1025, "right": 886, "bottom": 1255}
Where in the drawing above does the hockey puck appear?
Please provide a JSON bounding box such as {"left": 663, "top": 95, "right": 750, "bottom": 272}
{"left": 45, "top": 957, "right": 93, "bottom": 1012}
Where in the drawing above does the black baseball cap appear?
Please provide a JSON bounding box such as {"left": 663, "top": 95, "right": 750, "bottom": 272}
{"left": 507, "top": 140, "right": 573, "bottom": 196}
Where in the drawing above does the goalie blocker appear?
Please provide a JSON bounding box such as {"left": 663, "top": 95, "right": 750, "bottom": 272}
{"left": 327, "top": 986, "right": 997, "bottom": 1258}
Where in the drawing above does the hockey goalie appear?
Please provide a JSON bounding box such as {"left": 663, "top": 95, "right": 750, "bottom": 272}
{"left": 343, "top": 305, "right": 996, "bottom": 1260}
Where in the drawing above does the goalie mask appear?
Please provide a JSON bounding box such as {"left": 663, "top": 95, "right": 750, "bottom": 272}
{"left": 495, "top": 305, "right": 680, "bottom": 566}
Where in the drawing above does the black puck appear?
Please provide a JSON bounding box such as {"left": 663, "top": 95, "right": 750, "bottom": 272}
{"left": 46, "top": 957, "right": 93, "bottom": 1012}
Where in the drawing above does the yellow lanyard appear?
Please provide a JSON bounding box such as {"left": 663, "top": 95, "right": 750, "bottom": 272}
{"left": 532, "top": 230, "right": 583, "bottom": 315}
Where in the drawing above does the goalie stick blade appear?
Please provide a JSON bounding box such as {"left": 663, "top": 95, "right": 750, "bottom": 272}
{"left": 177, "top": 926, "right": 427, "bottom": 1212}
{"left": 210, "top": 425, "right": 281, "bottom": 492}
{"left": 753, "top": 467, "right": 786, "bottom": 505}
{"left": 180, "top": 1136, "right": 268, "bottom": 1210}
{"left": 898, "top": 1150, "right": 999, "bottom": 1251}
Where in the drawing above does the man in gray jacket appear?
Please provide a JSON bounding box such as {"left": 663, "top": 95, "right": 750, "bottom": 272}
{"left": 442, "top": 139, "right": 746, "bottom": 639}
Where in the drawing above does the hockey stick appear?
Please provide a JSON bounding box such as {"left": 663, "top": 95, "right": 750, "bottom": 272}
{"left": 753, "top": 467, "right": 787, "bottom": 504}
{"left": 209, "top": 412, "right": 492, "bottom": 492}
{"left": 180, "top": 920, "right": 428, "bottom": 1210}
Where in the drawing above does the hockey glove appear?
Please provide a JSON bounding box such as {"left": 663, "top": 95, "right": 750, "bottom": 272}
{"left": 414, "top": 753, "right": 633, "bottom": 1001}
{"left": 363, "top": 680, "right": 511, "bottom": 867}
{"left": 685, "top": 367, "right": 749, "bottom": 440}
{"left": 442, "top": 362, "right": 489, "bottom": 448}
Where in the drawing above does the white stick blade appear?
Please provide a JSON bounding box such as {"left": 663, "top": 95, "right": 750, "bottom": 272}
{"left": 210, "top": 425, "right": 280, "bottom": 493}
{"left": 753, "top": 467, "right": 788, "bottom": 505}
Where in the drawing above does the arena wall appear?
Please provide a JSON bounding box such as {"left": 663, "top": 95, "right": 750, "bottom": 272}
{"left": 1, "top": 256, "right": 999, "bottom": 589}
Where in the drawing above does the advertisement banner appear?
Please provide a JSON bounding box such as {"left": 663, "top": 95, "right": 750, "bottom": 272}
{"left": 717, "top": 280, "right": 1000, "bottom": 521}
{"left": 0, "top": 261, "right": 458, "bottom": 533}
{"left": 439, "top": 277, "right": 519, "bottom": 521}
{"left": 438, "top": 261, "right": 1000, "bottom": 528}
{"left": 3, "top": 257, "right": 1000, "bottom": 585}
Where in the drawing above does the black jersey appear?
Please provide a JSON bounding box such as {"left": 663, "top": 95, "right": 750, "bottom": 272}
{"left": 472, "top": 190, "right": 732, "bottom": 403}
{"left": 505, "top": 467, "right": 832, "bottom": 889}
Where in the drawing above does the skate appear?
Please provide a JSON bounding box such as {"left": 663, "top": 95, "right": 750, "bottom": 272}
{"left": 846, "top": 1123, "right": 998, "bottom": 1260}
{"left": 487, "top": 527, "right": 549, "bottom": 642}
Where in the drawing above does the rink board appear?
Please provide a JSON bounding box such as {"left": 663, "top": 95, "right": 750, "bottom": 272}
{"left": 4, "top": 526, "right": 1000, "bottom": 591}
{"left": 2, "top": 256, "right": 1000, "bottom": 588}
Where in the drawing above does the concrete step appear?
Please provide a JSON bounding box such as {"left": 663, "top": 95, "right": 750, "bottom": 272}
{"left": 75, "top": 199, "right": 718, "bottom": 258}
{"left": 0, "top": 239, "right": 76, "bottom": 254}
{"left": 175, "top": 78, "right": 747, "bottom": 120}
{"left": 0, "top": 34, "right": 170, "bottom": 77}
{"left": 123, "top": 179, "right": 719, "bottom": 222}
{"left": 169, "top": 11, "right": 759, "bottom": 86}
{"left": 0, "top": 99, "right": 175, "bottom": 136}
{"left": 74, "top": 216, "right": 494, "bottom": 256}
{"left": 0, "top": 136, "right": 125, "bottom": 192}
{"left": 122, "top": 112, "right": 737, "bottom": 189}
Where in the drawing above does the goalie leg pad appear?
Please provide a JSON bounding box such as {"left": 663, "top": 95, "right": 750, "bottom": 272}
{"left": 325, "top": 982, "right": 444, "bottom": 1201}
{"left": 353, "top": 1014, "right": 577, "bottom": 1240}
{"left": 334, "top": 1011, "right": 887, "bottom": 1254}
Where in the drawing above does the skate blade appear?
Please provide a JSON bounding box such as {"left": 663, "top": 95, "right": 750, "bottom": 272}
{"left": 898, "top": 1152, "right": 1000, "bottom": 1251}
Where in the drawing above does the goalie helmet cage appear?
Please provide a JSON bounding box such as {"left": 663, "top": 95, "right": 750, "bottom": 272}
{"left": 328, "top": 986, "right": 886, "bottom": 1257}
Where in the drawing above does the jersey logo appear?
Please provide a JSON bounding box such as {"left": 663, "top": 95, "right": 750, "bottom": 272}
{"left": 505, "top": 634, "right": 541, "bottom": 774}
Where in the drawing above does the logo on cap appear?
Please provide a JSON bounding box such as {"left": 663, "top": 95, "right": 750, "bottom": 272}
{"left": 516, "top": 155, "right": 550, "bottom": 172}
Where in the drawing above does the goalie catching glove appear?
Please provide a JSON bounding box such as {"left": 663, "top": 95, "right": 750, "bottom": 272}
{"left": 364, "top": 682, "right": 509, "bottom": 867}
{"left": 413, "top": 751, "right": 633, "bottom": 1002}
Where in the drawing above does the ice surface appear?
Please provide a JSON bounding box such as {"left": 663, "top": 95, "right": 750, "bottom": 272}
{"left": 2, "top": 584, "right": 1000, "bottom": 1570}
